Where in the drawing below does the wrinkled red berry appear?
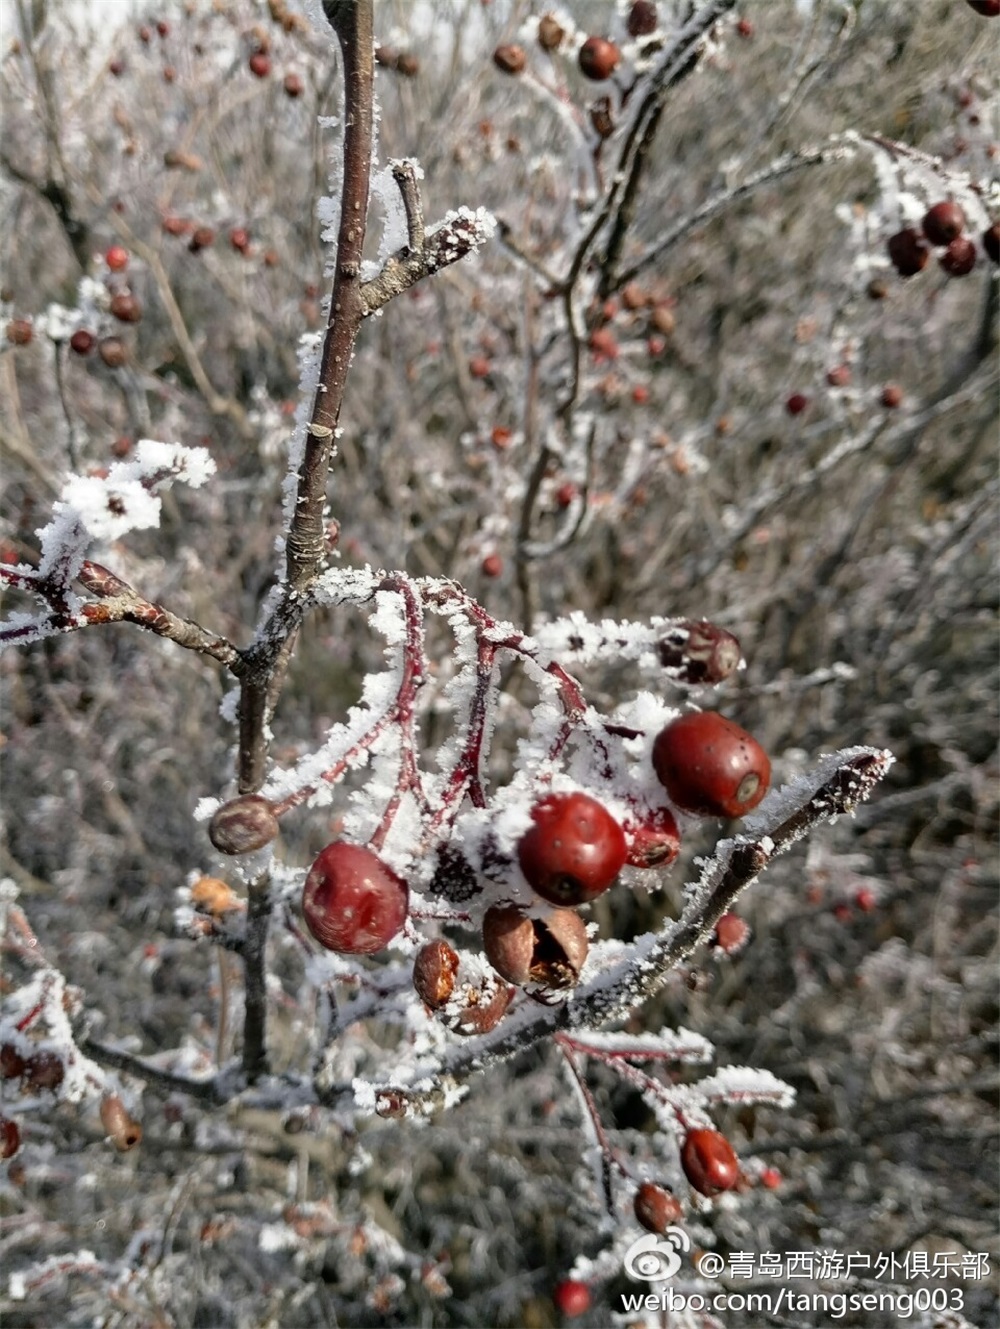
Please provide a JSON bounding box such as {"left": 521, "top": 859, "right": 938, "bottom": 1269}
{"left": 652, "top": 712, "right": 770, "bottom": 818}
{"left": 302, "top": 843, "right": 408, "bottom": 954}
{"left": 518, "top": 792, "right": 627, "bottom": 906}
{"left": 681, "top": 1127, "right": 740, "bottom": 1196}
{"left": 623, "top": 806, "right": 681, "bottom": 869}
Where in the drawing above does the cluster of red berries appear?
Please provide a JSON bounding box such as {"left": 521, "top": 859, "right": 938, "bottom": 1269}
{"left": 207, "top": 707, "right": 769, "bottom": 1033}
{"left": 888, "top": 201, "right": 997, "bottom": 279}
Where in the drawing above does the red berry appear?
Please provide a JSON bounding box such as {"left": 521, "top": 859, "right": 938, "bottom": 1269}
{"left": 468, "top": 355, "right": 491, "bottom": 379}
{"left": 623, "top": 805, "right": 681, "bottom": 869}
{"left": 70, "top": 329, "right": 95, "bottom": 355}
{"left": 105, "top": 245, "right": 128, "bottom": 271}
{"left": 966, "top": 1, "right": 1000, "bottom": 16}
{"left": 922, "top": 200, "right": 966, "bottom": 246}
{"left": 229, "top": 227, "right": 251, "bottom": 253}
{"left": 634, "top": 1180, "right": 683, "bottom": 1232}
{"left": 554, "top": 481, "right": 578, "bottom": 508}
{"left": 983, "top": 222, "right": 1000, "bottom": 263}
{"left": 627, "top": 1, "right": 658, "bottom": 36}
{"left": 759, "top": 1166, "right": 782, "bottom": 1189}
{"left": 493, "top": 44, "right": 526, "bottom": 74}
{"left": 854, "top": 886, "right": 877, "bottom": 912}
{"left": 578, "top": 36, "right": 620, "bottom": 81}
{"left": 553, "top": 1278, "right": 591, "bottom": 1317}
{"left": 109, "top": 58, "right": 125, "bottom": 76}
{"left": 518, "top": 792, "right": 626, "bottom": 906}
{"left": 887, "top": 227, "right": 930, "bottom": 277}
{"left": 209, "top": 794, "right": 279, "bottom": 855}
{"left": 138, "top": 25, "right": 151, "bottom": 43}
{"left": 481, "top": 553, "right": 503, "bottom": 578}
{"left": 712, "top": 912, "right": 750, "bottom": 954}
{"left": 249, "top": 51, "right": 271, "bottom": 78}
{"left": 826, "top": 364, "right": 851, "bottom": 388}
{"left": 736, "top": 17, "right": 754, "bottom": 38}
{"left": 6, "top": 319, "right": 33, "bottom": 346}
{"left": 588, "top": 326, "right": 618, "bottom": 360}
{"left": 109, "top": 292, "right": 142, "bottom": 323}
{"left": 0, "top": 1116, "right": 20, "bottom": 1160}
{"left": 189, "top": 226, "right": 216, "bottom": 252}
{"left": 302, "top": 843, "right": 408, "bottom": 954}
{"left": 652, "top": 712, "right": 770, "bottom": 819}
{"left": 785, "top": 392, "right": 809, "bottom": 416}
{"left": 283, "top": 71, "right": 304, "bottom": 98}
{"left": 681, "top": 1127, "right": 740, "bottom": 1196}
{"left": 939, "top": 236, "right": 976, "bottom": 276}
{"left": 880, "top": 383, "right": 903, "bottom": 409}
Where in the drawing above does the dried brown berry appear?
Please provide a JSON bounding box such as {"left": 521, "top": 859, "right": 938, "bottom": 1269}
{"left": 493, "top": 43, "right": 527, "bottom": 75}
{"left": 444, "top": 973, "right": 512, "bottom": 1035}
{"left": 98, "top": 336, "right": 127, "bottom": 368}
{"left": 109, "top": 292, "right": 142, "bottom": 323}
{"left": 208, "top": 794, "right": 279, "bottom": 855}
{"left": 634, "top": 1180, "right": 683, "bottom": 1232}
{"left": 537, "top": 15, "right": 565, "bottom": 50}
{"left": 23, "top": 1050, "right": 65, "bottom": 1092}
{"left": 656, "top": 620, "right": 742, "bottom": 685}
{"left": 413, "top": 940, "right": 460, "bottom": 1009}
{"left": 627, "top": 1, "right": 659, "bottom": 36}
{"left": 6, "top": 319, "right": 33, "bottom": 346}
{"left": 100, "top": 1094, "right": 142, "bottom": 1151}
{"left": 482, "top": 905, "right": 588, "bottom": 989}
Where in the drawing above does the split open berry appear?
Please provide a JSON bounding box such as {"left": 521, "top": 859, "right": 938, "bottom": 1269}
{"left": 302, "top": 842, "right": 408, "bottom": 954}
{"left": 518, "top": 792, "right": 626, "bottom": 906}
{"left": 553, "top": 1278, "right": 591, "bottom": 1317}
{"left": 655, "top": 619, "right": 742, "bottom": 685}
{"left": 578, "top": 36, "right": 620, "bottom": 81}
{"left": 652, "top": 712, "right": 770, "bottom": 818}
{"left": 623, "top": 805, "right": 681, "bottom": 868}
{"left": 680, "top": 1127, "right": 740, "bottom": 1196}
{"left": 482, "top": 904, "right": 588, "bottom": 989}
{"left": 922, "top": 201, "right": 965, "bottom": 246}
{"left": 633, "top": 1180, "right": 683, "bottom": 1232}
